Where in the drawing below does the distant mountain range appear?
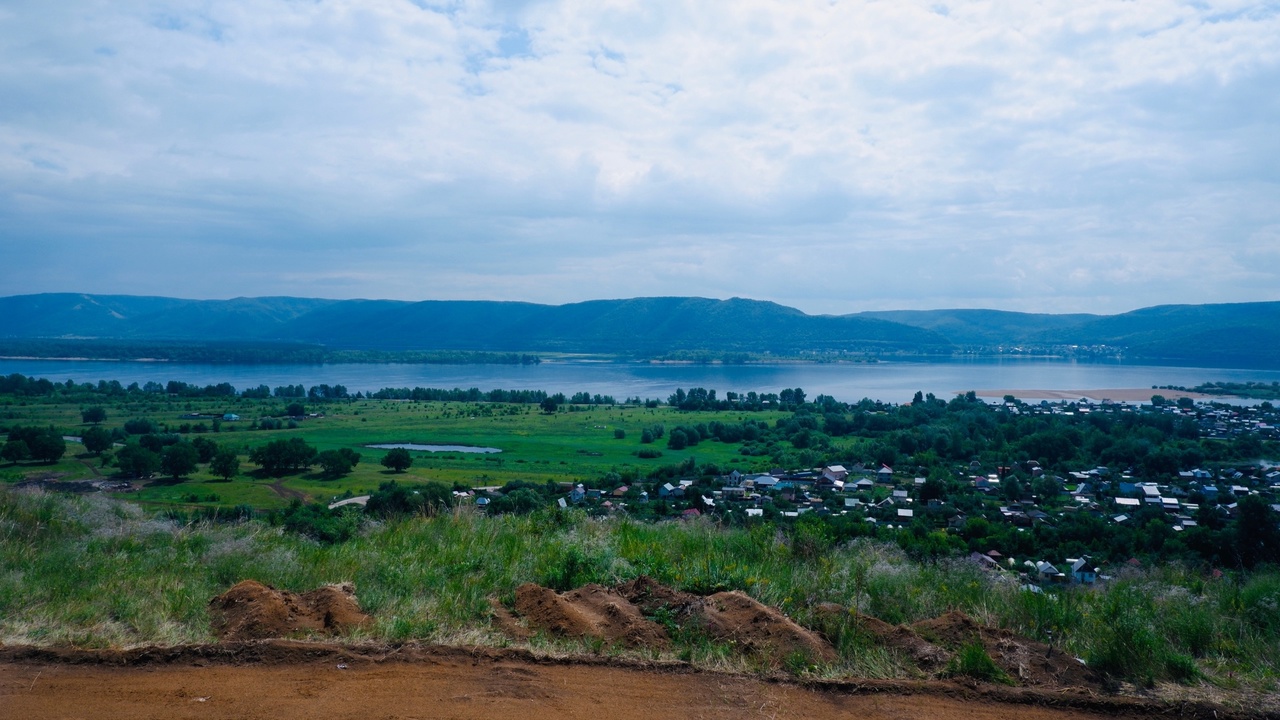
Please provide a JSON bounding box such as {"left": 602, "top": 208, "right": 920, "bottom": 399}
{"left": 0, "top": 293, "right": 1277, "bottom": 368}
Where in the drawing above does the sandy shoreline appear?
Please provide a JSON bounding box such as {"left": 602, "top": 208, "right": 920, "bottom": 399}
{"left": 970, "top": 388, "right": 1219, "bottom": 402}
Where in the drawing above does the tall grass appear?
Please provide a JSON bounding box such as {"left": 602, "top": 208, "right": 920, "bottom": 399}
{"left": 1, "top": 488, "right": 1277, "bottom": 688}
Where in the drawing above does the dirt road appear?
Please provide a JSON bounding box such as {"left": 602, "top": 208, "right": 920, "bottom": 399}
{"left": 0, "top": 643, "right": 1254, "bottom": 720}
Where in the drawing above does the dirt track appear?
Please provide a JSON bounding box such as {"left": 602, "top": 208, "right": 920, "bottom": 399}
{"left": 1, "top": 643, "right": 1267, "bottom": 720}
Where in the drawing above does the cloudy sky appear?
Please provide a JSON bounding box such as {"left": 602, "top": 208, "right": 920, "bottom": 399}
{"left": 2, "top": 1, "right": 1279, "bottom": 315}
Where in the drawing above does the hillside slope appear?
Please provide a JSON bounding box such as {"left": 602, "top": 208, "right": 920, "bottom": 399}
{"left": 0, "top": 294, "right": 951, "bottom": 355}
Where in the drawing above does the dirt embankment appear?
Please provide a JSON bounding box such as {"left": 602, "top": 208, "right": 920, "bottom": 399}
{"left": 504, "top": 578, "right": 834, "bottom": 665}
{"left": 208, "top": 580, "right": 370, "bottom": 641}
{"left": 4, "top": 577, "right": 1267, "bottom": 720}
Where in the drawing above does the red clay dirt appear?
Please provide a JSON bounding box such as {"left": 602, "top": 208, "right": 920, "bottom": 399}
{"left": 699, "top": 591, "right": 837, "bottom": 663}
{"left": 828, "top": 606, "right": 952, "bottom": 672}
{"left": 912, "top": 611, "right": 1099, "bottom": 689}
{"left": 208, "top": 580, "right": 370, "bottom": 641}
{"left": 508, "top": 580, "right": 836, "bottom": 663}
{"left": 0, "top": 642, "right": 1266, "bottom": 720}
{"left": 513, "top": 582, "right": 670, "bottom": 648}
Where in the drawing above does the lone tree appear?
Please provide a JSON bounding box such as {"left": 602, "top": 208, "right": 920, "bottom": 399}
{"left": 381, "top": 447, "right": 412, "bottom": 473}
{"left": 318, "top": 448, "right": 361, "bottom": 477}
{"left": 115, "top": 444, "right": 160, "bottom": 479}
{"left": 539, "top": 397, "right": 558, "bottom": 414}
{"left": 81, "top": 425, "right": 113, "bottom": 455}
{"left": 210, "top": 448, "right": 240, "bottom": 481}
{"left": 81, "top": 407, "right": 107, "bottom": 424}
{"left": 161, "top": 442, "right": 199, "bottom": 479}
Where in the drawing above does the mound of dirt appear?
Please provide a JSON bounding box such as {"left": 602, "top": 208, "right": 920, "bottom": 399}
{"left": 913, "top": 611, "right": 1099, "bottom": 689}
{"left": 489, "top": 597, "right": 533, "bottom": 641}
{"left": 208, "top": 580, "right": 370, "bottom": 642}
{"left": 513, "top": 583, "right": 669, "bottom": 649}
{"left": 839, "top": 609, "right": 951, "bottom": 671}
{"left": 615, "top": 575, "right": 702, "bottom": 616}
{"left": 699, "top": 591, "right": 837, "bottom": 664}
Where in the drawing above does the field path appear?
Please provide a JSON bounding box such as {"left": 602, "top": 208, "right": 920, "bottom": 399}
{"left": 268, "top": 480, "right": 307, "bottom": 503}
{"left": 0, "top": 644, "right": 1254, "bottom": 720}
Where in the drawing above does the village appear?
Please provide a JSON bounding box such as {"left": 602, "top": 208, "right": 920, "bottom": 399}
{"left": 440, "top": 395, "right": 1280, "bottom": 586}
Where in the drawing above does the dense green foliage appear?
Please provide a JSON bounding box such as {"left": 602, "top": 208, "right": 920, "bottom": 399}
{"left": 248, "top": 438, "right": 318, "bottom": 476}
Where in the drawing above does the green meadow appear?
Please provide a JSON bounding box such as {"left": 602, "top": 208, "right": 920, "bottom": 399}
{"left": 1, "top": 395, "right": 784, "bottom": 510}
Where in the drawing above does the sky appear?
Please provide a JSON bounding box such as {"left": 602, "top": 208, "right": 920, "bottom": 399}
{"left": 2, "top": 1, "right": 1279, "bottom": 316}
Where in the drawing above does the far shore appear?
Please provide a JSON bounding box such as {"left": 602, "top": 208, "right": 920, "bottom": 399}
{"left": 971, "top": 388, "right": 1221, "bottom": 402}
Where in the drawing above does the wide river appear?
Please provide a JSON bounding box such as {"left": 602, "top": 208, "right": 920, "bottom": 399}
{"left": 3, "top": 358, "right": 1278, "bottom": 405}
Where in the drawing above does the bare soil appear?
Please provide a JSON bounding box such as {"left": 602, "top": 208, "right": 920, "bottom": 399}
{"left": 513, "top": 583, "right": 670, "bottom": 649}
{"left": 1, "top": 642, "right": 1270, "bottom": 720}
{"left": 506, "top": 579, "right": 835, "bottom": 664}
{"left": 698, "top": 591, "right": 836, "bottom": 663}
{"left": 208, "top": 580, "right": 370, "bottom": 641}
{"left": 913, "top": 611, "right": 1099, "bottom": 689}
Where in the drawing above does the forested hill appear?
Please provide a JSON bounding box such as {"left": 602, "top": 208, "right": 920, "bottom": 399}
{"left": 0, "top": 294, "right": 950, "bottom": 355}
{"left": 1, "top": 294, "right": 1277, "bottom": 366}
{"left": 860, "top": 302, "right": 1280, "bottom": 367}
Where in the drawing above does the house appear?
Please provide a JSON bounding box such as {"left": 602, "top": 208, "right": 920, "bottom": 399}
{"left": 1068, "top": 557, "right": 1097, "bottom": 584}
{"left": 1033, "top": 560, "right": 1065, "bottom": 582}
{"left": 658, "top": 483, "right": 680, "bottom": 498}
{"left": 745, "top": 508, "right": 764, "bottom": 518}
{"left": 897, "top": 508, "right": 914, "bottom": 519}
{"left": 752, "top": 475, "right": 779, "bottom": 490}
{"left": 570, "top": 484, "right": 586, "bottom": 503}
{"left": 968, "top": 552, "right": 1001, "bottom": 571}
{"left": 223, "top": 413, "right": 240, "bottom": 421}
{"left": 877, "top": 465, "right": 894, "bottom": 482}
{"left": 821, "top": 465, "right": 848, "bottom": 484}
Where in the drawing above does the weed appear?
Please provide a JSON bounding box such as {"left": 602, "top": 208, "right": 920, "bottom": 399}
{"left": 943, "top": 641, "right": 1013, "bottom": 685}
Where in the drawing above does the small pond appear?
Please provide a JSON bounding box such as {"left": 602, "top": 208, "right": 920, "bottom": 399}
{"left": 366, "top": 443, "right": 502, "bottom": 454}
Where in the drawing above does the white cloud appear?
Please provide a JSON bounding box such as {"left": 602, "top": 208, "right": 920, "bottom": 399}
{"left": 1, "top": 0, "right": 1278, "bottom": 313}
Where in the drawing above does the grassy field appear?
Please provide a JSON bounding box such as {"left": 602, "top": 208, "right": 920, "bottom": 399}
{"left": 1, "top": 396, "right": 785, "bottom": 510}
{"left": 1, "top": 488, "right": 1277, "bottom": 692}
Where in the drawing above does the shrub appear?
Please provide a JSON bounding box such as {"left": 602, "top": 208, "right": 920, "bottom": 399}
{"left": 945, "top": 641, "right": 1013, "bottom": 684}
{"left": 1086, "top": 585, "right": 1164, "bottom": 684}
{"left": 1164, "top": 652, "right": 1202, "bottom": 684}
{"left": 543, "top": 546, "right": 608, "bottom": 591}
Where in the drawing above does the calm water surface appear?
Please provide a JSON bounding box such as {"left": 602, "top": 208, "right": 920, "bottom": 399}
{"left": 367, "top": 443, "right": 502, "bottom": 453}
{"left": 3, "top": 358, "right": 1278, "bottom": 404}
